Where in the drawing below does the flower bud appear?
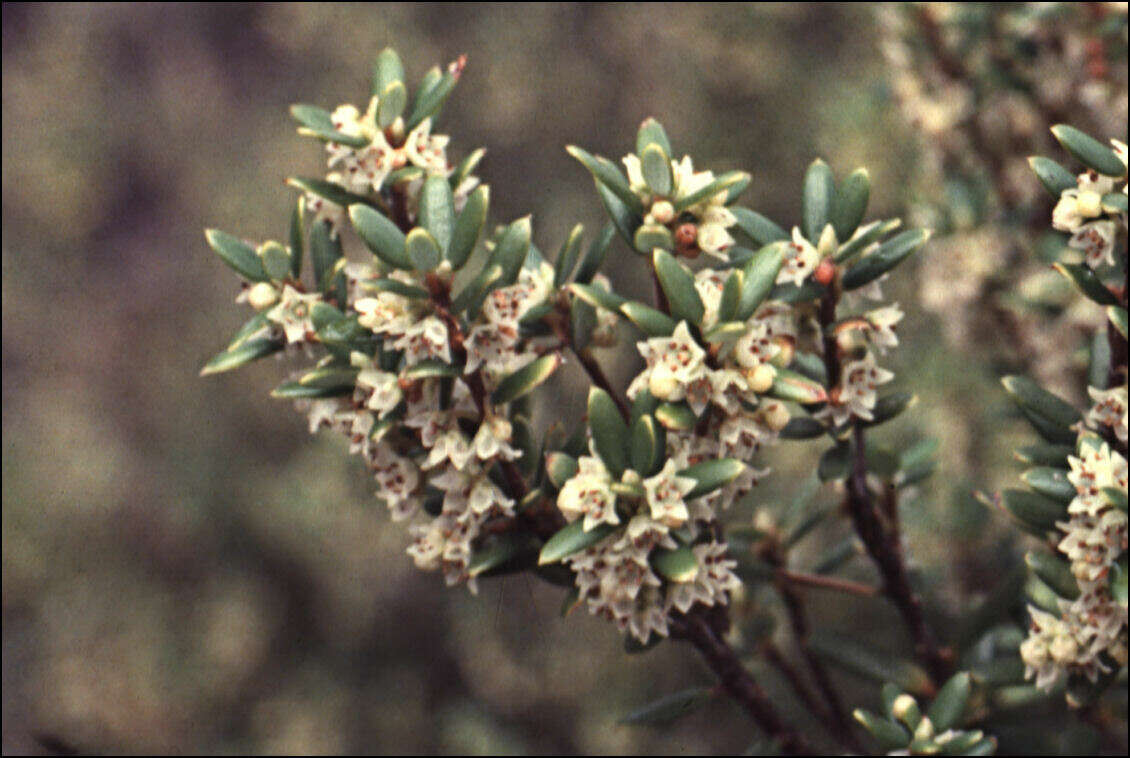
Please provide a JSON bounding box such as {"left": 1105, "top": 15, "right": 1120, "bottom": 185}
{"left": 816, "top": 223, "right": 838, "bottom": 258}
{"left": 674, "top": 223, "right": 698, "bottom": 248}
{"left": 648, "top": 367, "right": 679, "bottom": 400}
{"left": 247, "top": 282, "right": 279, "bottom": 311}
{"left": 745, "top": 363, "right": 777, "bottom": 394}
{"left": 814, "top": 258, "right": 836, "bottom": 286}
{"left": 1076, "top": 190, "right": 1102, "bottom": 219}
{"left": 651, "top": 200, "right": 676, "bottom": 225}
{"left": 759, "top": 401, "right": 790, "bottom": 431}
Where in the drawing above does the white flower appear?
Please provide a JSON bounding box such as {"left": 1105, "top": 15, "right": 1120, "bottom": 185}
{"left": 672, "top": 155, "right": 717, "bottom": 206}
{"left": 1086, "top": 385, "right": 1128, "bottom": 443}
{"left": 472, "top": 414, "right": 522, "bottom": 461}
{"left": 265, "top": 285, "right": 322, "bottom": 344}
{"left": 665, "top": 541, "right": 741, "bottom": 614}
{"left": 393, "top": 315, "right": 451, "bottom": 365}
{"left": 818, "top": 352, "right": 895, "bottom": 427}
{"left": 371, "top": 445, "right": 420, "bottom": 511}
{"left": 354, "top": 276, "right": 424, "bottom": 337}
{"left": 1065, "top": 442, "right": 1127, "bottom": 518}
{"left": 1069, "top": 220, "right": 1117, "bottom": 269}
{"left": 697, "top": 205, "right": 737, "bottom": 259}
{"left": 355, "top": 365, "right": 403, "bottom": 416}
{"left": 777, "top": 227, "right": 820, "bottom": 287}
{"left": 627, "top": 321, "right": 709, "bottom": 403}
{"left": 642, "top": 459, "right": 697, "bottom": 528}
{"left": 864, "top": 303, "right": 904, "bottom": 354}
{"left": 468, "top": 476, "right": 514, "bottom": 517}
{"left": 557, "top": 455, "right": 619, "bottom": 531}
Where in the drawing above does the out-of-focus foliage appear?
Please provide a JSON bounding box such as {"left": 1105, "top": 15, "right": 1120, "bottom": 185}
{"left": 2, "top": 3, "right": 1127, "bottom": 755}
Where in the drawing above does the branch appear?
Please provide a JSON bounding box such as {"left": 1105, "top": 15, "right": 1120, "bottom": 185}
{"left": 778, "top": 569, "right": 878, "bottom": 598}
{"left": 671, "top": 609, "right": 815, "bottom": 755}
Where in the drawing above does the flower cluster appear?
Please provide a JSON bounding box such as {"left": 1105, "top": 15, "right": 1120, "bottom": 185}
{"left": 1051, "top": 138, "right": 1128, "bottom": 269}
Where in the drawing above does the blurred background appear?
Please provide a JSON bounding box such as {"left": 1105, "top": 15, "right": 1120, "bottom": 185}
{"left": 3, "top": 3, "right": 1126, "bottom": 755}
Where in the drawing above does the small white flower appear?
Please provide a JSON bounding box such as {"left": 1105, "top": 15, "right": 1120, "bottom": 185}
{"left": 1069, "top": 220, "right": 1117, "bottom": 269}
{"left": 864, "top": 303, "right": 904, "bottom": 354}
{"left": 818, "top": 352, "right": 894, "bottom": 427}
{"left": 557, "top": 455, "right": 619, "bottom": 531}
{"left": 777, "top": 227, "right": 820, "bottom": 287}
{"left": 266, "top": 285, "right": 322, "bottom": 344}
{"left": 642, "top": 459, "right": 697, "bottom": 528}
{"left": 1086, "top": 385, "right": 1128, "bottom": 443}
{"left": 356, "top": 365, "right": 403, "bottom": 416}
{"left": 393, "top": 315, "right": 452, "bottom": 365}
{"left": 627, "top": 321, "right": 709, "bottom": 403}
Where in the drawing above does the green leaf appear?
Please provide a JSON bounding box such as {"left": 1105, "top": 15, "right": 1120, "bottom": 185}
{"left": 640, "top": 142, "right": 672, "bottom": 196}
{"left": 417, "top": 175, "right": 456, "bottom": 253}
{"left": 702, "top": 321, "right": 746, "bottom": 348}
{"left": 1089, "top": 330, "right": 1112, "bottom": 390}
{"left": 227, "top": 312, "right": 271, "bottom": 349}
{"left": 673, "top": 171, "right": 749, "bottom": 212}
{"left": 449, "top": 147, "right": 485, "bottom": 191}
{"left": 372, "top": 79, "right": 405, "bottom": 128}
{"left": 1021, "top": 467, "right": 1075, "bottom": 503}
{"left": 1054, "top": 263, "right": 1119, "bottom": 306}
{"left": 287, "top": 176, "right": 372, "bottom": 209}
{"left": 652, "top": 545, "right": 699, "bottom": 583}
{"left": 588, "top": 387, "right": 629, "bottom": 476}
{"left": 468, "top": 533, "right": 541, "bottom": 578}
{"left": 447, "top": 185, "right": 489, "bottom": 269}
{"left": 401, "top": 359, "right": 461, "bottom": 380}
{"left": 1103, "top": 486, "right": 1128, "bottom": 513}
{"left": 574, "top": 223, "right": 615, "bottom": 284}
{"left": 270, "top": 380, "right": 352, "bottom": 399}
{"left": 200, "top": 338, "right": 282, "bottom": 376}
{"left": 1028, "top": 156, "right": 1077, "bottom": 197}
{"left": 768, "top": 367, "right": 827, "bottom": 404}
{"left": 630, "top": 415, "right": 662, "bottom": 476}
{"left": 349, "top": 203, "right": 408, "bottom": 269}
{"left": 1001, "top": 488, "right": 1067, "bottom": 533}
{"left": 492, "top": 353, "right": 561, "bottom": 405}
{"left": 860, "top": 392, "right": 917, "bottom": 427}
{"left": 1025, "top": 551, "right": 1080, "bottom": 600}
{"left": 654, "top": 402, "right": 696, "bottom": 431}
{"left": 636, "top": 117, "right": 673, "bottom": 159}
{"left": 405, "top": 227, "right": 442, "bottom": 271}
{"left": 489, "top": 217, "right": 533, "bottom": 286}
{"left": 363, "top": 277, "right": 429, "bottom": 299}
{"left": 1112, "top": 558, "right": 1127, "bottom": 608}
{"left": 927, "top": 672, "right": 971, "bottom": 732}
{"left": 620, "top": 301, "right": 677, "bottom": 337}
{"left": 566, "top": 144, "right": 643, "bottom": 214}
{"left": 1101, "top": 191, "right": 1128, "bottom": 214}
{"left": 737, "top": 241, "right": 788, "bottom": 320}
{"left": 289, "top": 104, "right": 370, "bottom": 148}
{"left": 554, "top": 223, "right": 586, "bottom": 287}
{"left": 570, "top": 282, "right": 625, "bottom": 311}
{"left": 633, "top": 223, "right": 674, "bottom": 253}
{"left": 618, "top": 688, "right": 713, "bottom": 726}
{"left": 1108, "top": 306, "right": 1128, "bottom": 340}
{"left": 1051, "top": 124, "right": 1126, "bottom": 176}
{"left": 717, "top": 270, "right": 742, "bottom": 323}
{"left": 653, "top": 249, "right": 704, "bottom": 325}
{"left": 1000, "top": 375, "right": 1082, "bottom": 431}
{"left": 818, "top": 442, "right": 852, "bottom": 481}
{"left": 594, "top": 180, "right": 643, "bottom": 246}
{"left": 835, "top": 218, "right": 901, "bottom": 263}
{"left": 678, "top": 459, "right": 745, "bottom": 498}
{"left": 1013, "top": 443, "right": 1072, "bottom": 468}
{"left": 257, "top": 240, "right": 292, "bottom": 282}
{"left": 853, "top": 709, "right": 910, "bottom": 751}
{"left": 372, "top": 48, "right": 405, "bottom": 96}
{"left": 780, "top": 416, "right": 826, "bottom": 439}
{"left": 546, "top": 452, "right": 579, "bottom": 490}
{"left": 310, "top": 219, "right": 344, "bottom": 296}
{"left": 406, "top": 63, "right": 458, "bottom": 129}
{"left": 538, "top": 520, "right": 618, "bottom": 565}
{"left": 830, "top": 167, "right": 870, "bottom": 241}
{"left": 842, "top": 229, "right": 931, "bottom": 290}
{"left": 802, "top": 159, "right": 835, "bottom": 243}
{"left": 731, "top": 206, "right": 788, "bottom": 246}
{"left": 298, "top": 365, "right": 358, "bottom": 389}
{"left": 288, "top": 195, "right": 305, "bottom": 279}
{"left": 205, "top": 229, "right": 268, "bottom": 282}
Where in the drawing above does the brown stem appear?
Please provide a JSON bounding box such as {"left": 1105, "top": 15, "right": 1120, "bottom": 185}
{"left": 670, "top": 610, "right": 815, "bottom": 755}
{"left": 762, "top": 641, "right": 832, "bottom": 727}
{"left": 778, "top": 569, "right": 878, "bottom": 598}
{"left": 575, "top": 347, "right": 630, "bottom": 421}
{"left": 817, "top": 273, "right": 951, "bottom": 687}
{"left": 847, "top": 424, "right": 951, "bottom": 686}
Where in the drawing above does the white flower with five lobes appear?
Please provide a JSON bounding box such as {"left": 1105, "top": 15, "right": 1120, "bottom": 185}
{"left": 863, "top": 303, "right": 904, "bottom": 354}
{"left": 818, "top": 351, "right": 895, "bottom": 427}
{"left": 628, "top": 321, "right": 709, "bottom": 403}
{"left": 1052, "top": 172, "right": 1118, "bottom": 233}
{"left": 1086, "top": 385, "right": 1128, "bottom": 443}
{"left": 1068, "top": 220, "right": 1117, "bottom": 269}
{"left": 1066, "top": 443, "right": 1128, "bottom": 518}
{"left": 266, "top": 285, "right": 322, "bottom": 344}
{"left": 642, "top": 459, "right": 697, "bottom": 529}
{"left": 471, "top": 414, "right": 522, "bottom": 462}
{"left": 355, "top": 363, "right": 403, "bottom": 416}
{"left": 777, "top": 227, "right": 821, "bottom": 287}
{"left": 393, "top": 315, "right": 452, "bottom": 365}
{"left": 557, "top": 455, "right": 619, "bottom": 531}
{"left": 696, "top": 205, "right": 737, "bottom": 259}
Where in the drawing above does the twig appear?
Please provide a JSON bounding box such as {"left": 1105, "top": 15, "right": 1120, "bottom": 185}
{"left": 778, "top": 569, "right": 878, "bottom": 598}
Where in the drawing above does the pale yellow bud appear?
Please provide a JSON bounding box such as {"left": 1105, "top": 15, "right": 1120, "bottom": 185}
{"left": 892, "top": 694, "right": 918, "bottom": 721}
{"left": 247, "top": 282, "right": 279, "bottom": 311}
{"left": 817, "top": 223, "right": 838, "bottom": 258}
{"left": 760, "top": 401, "right": 790, "bottom": 431}
{"left": 1076, "top": 190, "right": 1102, "bottom": 219}
{"left": 745, "top": 364, "right": 777, "bottom": 394}
{"left": 913, "top": 717, "right": 935, "bottom": 741}
{"left": 648, "top": 367, "right": 679, "bottom": 399}
{"left": 651, "top": 200, "right": 676, "bottom": 225}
